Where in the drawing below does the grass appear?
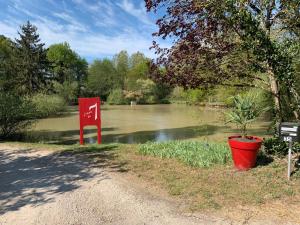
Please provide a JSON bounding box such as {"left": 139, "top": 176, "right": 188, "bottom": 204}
{"left": 139, "top": 140, "right": 231, "bottom": 167}
{"left": 118, "top": 144, "right": 300, "bottom": 221}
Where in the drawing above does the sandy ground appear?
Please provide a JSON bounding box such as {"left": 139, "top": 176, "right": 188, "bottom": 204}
{"left": 0, "top": 144, "right": 298, "bottom": 225}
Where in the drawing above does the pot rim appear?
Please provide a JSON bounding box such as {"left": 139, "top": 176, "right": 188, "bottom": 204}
{"left": 228, "top": 135, "right": 263, "bottom": 143}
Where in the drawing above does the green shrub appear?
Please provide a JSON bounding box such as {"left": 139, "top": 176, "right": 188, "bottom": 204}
{"left": 170, "top": 87, "right": 185, "bottom": 101}
{"left": 32, "top": 93, "right": 66, "bottom": 118}
{"left": 184, "top": 89, "right": 207, "bottom": 104}
{"left": 139, "top": 140, "right": 231, "bottom": 168}
{"left": 170, "top": 87, "right": 208, "bottom": 104}
{"left": 107, "top": 88, "right": 127, "bottom": 105}
{"left": 263, "top": 137, "right": 300, "bottom": 157}
{"left": 136, "top": 79, "right": 157, "bottom": 104}
{"left": 53, "top": 81, "right": 78, "bottom": 104}
{"left": 0, "top": 93, "right": 36, "bottom": 138}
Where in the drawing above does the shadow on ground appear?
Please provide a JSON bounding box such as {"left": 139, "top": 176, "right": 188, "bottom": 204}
{"left": 256, "top": 152, "right": 274, "bottom": 166}
{"left": 0, "top": 144, "right": 123, "bottom": 215}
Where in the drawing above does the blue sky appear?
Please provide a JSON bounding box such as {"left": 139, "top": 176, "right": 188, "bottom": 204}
{"left": 0, "top": 0, "right": 170, "bottom": 62}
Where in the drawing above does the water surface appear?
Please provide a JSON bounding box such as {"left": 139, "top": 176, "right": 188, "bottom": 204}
{"left": 27, "top": 104, "right": 270, "bottom": 144}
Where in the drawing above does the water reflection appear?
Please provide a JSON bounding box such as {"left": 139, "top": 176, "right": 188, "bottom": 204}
{"left": 26, "top": 105, "right": 271, "bottom": 144}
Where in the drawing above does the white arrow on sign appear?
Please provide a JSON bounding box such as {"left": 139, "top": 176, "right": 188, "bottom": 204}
{"left": 89, "top": 103, "right": 97, "bottom": 120}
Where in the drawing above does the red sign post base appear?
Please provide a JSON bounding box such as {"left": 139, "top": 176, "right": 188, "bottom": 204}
{"left": 79, "top": 97, "right": 101, "bottom": 145}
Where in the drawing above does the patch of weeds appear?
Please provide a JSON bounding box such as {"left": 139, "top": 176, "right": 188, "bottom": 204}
{"left": 139, "top": 140, "right": 231, "bottom": 168}
{"left": 284, "top": 188, "right": 295, "bottom": 197}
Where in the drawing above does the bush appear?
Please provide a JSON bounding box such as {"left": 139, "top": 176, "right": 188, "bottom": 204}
{"left": 107, "top": 88, "right": 127, "bottom": 105}
{"left": 170, "top": 86, "right": 185, "bottom": 101}
{"left": 139, "top": 140, "right": 231, "bottom": 168}
{"left": 136, "top": 79, "right": 157, "bottom": 104}
{"left": 184, "top": 89, "right": 207, "bottom": 104}
{"left": 170, "top": 87, "right": 207, "bottom": 104}
{"left": 53, "top": 81, "right": 78, "bottom": 104}
{"left": 263, "top": 137, "right": 300, "bottom": 157}
{"left": 0, "top": 93, "right": 36, "bottom": 138}
{"left": 31, "top": 93, "right": 66, "bottom": 118}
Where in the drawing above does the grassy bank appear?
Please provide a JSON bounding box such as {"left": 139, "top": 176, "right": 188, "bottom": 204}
{"left": 117, "top": 142, "right": 300, "bottom": 221}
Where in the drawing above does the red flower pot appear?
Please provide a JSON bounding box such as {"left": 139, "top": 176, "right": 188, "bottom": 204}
{"left": 228, "top": 136, "right": 263, "bottom": 171}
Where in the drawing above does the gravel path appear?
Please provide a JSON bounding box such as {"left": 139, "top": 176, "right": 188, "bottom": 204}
{"left": 0, "top": 144, "right": 226, "bottom": 225}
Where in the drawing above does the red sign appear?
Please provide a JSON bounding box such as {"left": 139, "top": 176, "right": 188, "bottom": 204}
{"left": 79, "top": 97, "right": 101, "bottom": 145}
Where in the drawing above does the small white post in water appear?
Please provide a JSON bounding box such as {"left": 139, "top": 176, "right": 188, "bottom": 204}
{"left": 130, "top": 101, "right": 136, "bottom": 107}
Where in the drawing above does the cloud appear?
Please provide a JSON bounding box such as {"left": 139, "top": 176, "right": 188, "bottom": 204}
{"left": 52, "top": 12, "right": 88, "bottom": 32}
{"left": 117, "top": 0, "right": 153, "bottom": 25}
{"left": 71, "top": 0, "right": 117, "bottom": 28}
{"left": 1, "top": 0, "right": 170, "bottom": 61}
{"left": 0, "top": 17, "right": 159, "bottom": 60}
{"left": 0, "top": 22, "right": 18, "bottom": 37}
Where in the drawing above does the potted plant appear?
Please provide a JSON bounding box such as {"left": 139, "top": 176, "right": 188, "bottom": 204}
{"left": 226, "top": 94, "right": 268, "bottom": 170}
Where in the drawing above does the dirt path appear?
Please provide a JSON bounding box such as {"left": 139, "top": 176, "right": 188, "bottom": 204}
{"left": 0, "top": 144, "right": 228, "bottom": 225}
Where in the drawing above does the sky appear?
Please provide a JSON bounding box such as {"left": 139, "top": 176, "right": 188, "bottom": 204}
{"left": 0, "top": 0, "right": 170, "bottom": 62}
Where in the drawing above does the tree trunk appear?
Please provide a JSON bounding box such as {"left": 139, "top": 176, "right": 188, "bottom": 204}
{"left": 268, "top": 69, "right": 282, "bottom": 122}
{"left": 290, "top": 87, "right": 300, "bottom": 121}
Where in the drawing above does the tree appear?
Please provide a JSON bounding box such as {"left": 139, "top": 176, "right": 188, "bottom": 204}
{"left": 113, "top": 50, "right": 129, "bottom": 88}
{"left": 130, "top": 52, "right": 147, "bottom": 68}
{"left": 13, "top": 21, "right": 50, "bottom": 95}
{"left": 87, "top": 59, "right": 119, "bottom": 100}
{"left": 125, "top": 53, "right": 151, "bottom": 90}
{"left": 0, "top": 93, "right": 35, "bottom": 138}
{"left": 126, "top": 58, "right": 150, "bottom": 90}
{"left": 146, "top": 0, "right": 300, "bottom": 121}
{"left": 0, "top": 35, "right": 16, "bottom": 92}
{"left": 47, "top": 42, "right": 88, "bottom": 85}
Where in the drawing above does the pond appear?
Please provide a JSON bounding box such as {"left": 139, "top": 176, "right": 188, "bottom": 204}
{"left": 26, "top": 104, "right": 271, "bottom": 144}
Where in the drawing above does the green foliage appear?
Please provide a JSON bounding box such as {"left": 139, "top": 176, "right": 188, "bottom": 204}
{"left": 184, "top": 89, "right": 207, "bottom": 104}
{"left": 226, "top": 94, "right": 268, "bottom": 137}
{"left": 136, "top": 79, "right": 157, "bottom": 104}
{"left": 31, "top": 93, "right": 66, "bottom": 118}
{"left": 139, "top": 140, "right": 231, "bottom": 168}
{"left": 87, "top": 59, "right": 120, "bottom": 100}
{"left": 130, "top": 51, "right": 147, "bottom": 68}
{"left": 52, "top": 81, "right": 78, "bottom": 104}
{"left": 153, "top": 82, "right": 172, "bottom": 103}
{"left": 170, "top": 87, "right": 185, "bottom": 102}
{"left": 13, "top": 21, "right": 50, "bottom": 95}
{"left": 170, "top": 86, "right": 238, "bottom": 105}
{"left": 0, "top": 93, "right": 36, "bottom": 138}
{"left": 113, "top": 50, "right": 129, "bottom": 88}
{"left": 107, "top": 88, "right": 127, "bottom": 105}
{"left": 1, "top": 29, "right": 87, "bottom": 103}
{"left": 170, "top": 87, "right": 207, "bottom": 103}
{"left": 86, "top": 51, "right": 169, "bottom": 104}
{"left": 263, "top": 137, "right": 300, "bottom": 157}
{"left": 47, "top": 42, "right": 88, "bottom": 86}
{"left": 208, "top": 86, "right": 241, "bottom": 105}
{"left": 126, "top": 57, "right": 149, "bottom": 90}
{"left": 0, "top": 35, "right": 15, "bottom": 92}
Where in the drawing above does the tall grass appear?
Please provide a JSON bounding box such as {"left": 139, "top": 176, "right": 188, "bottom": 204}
{"left": 139, "top": 140, "right": 231, "bottom": 168}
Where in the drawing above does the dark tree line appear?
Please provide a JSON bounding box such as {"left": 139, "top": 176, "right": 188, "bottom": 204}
{"left": 0, "top": 21, "right": 88, "bottom": 98}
